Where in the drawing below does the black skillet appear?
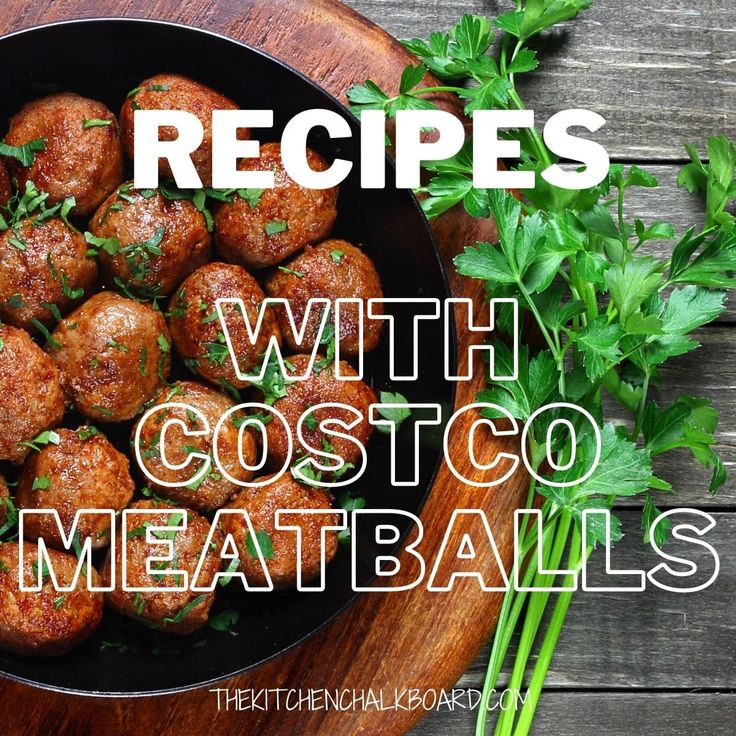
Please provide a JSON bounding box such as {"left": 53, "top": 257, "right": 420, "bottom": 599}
{"left": 0, "top": 18, "right": 454, "bottom": 695}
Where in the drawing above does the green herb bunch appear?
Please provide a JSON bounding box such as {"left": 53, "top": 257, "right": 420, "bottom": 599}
{"left": 348, "top": 4, "right": 736, "bottom": 735}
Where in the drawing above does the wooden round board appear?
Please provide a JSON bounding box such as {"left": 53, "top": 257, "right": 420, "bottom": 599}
{"left": 0, "top": 1, "right": 528, "bottom": 734}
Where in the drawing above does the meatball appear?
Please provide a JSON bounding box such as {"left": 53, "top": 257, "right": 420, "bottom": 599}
{"left": 264, "top": 239, "right": 384, "bottom": 356}
{"left": 16, "top": 427, "right": 134, "bottom": 550}
{"left": 0, "top": 541, "right": 103, "bottom": 656}
{"left": 0, "top": 159, "right": 11, "bottom": 207}
{"left": 120, "top": 74, "right": 239, "bottom": 187}
{"left": 49, "top": 292, "right": 171, "bottom": 422}
{"left": 4, "top": 92, "right": 124, "bottom": 216}
{"left": 0, "top": 217, "right": 97, "bottom": 331}
{"left": 262, "top": 354, "right": 376, "bottom": 471}
{"left": 103, "top": 500, "right": 221, "bottom": 634}
{"left": 133, "top": 381, "right": 256, "bottom": 511}
{"left": 222, "top": 475, "right": 339, "bottom": 588}
{"left": 214, "top": 143, "right": 338, "bottom": 269}
{"left": 167, "top": 262, "right": 281, "bottom": 389}
{"left": 90, "top": 183, "right": 211, "bottom": 299}
{"left": 0, "top": 325, "right": 65, "bottom": 463}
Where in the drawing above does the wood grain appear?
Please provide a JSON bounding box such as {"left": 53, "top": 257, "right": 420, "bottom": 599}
{"left": 351, "top": 0, "right": 736, "bottom": 160}
{"left": 412, "top": 693, "right": 736, "bottom": 735}
{"left": 0, "top": 2, "right": 525, "bottom": 736}
{"left": 456, "top": 510, "right": 736, "bottom": 690}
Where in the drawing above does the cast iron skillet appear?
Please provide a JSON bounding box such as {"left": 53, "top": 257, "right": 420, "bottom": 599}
{"left": 0, "top": 18, "right": 454, "bottom": 696}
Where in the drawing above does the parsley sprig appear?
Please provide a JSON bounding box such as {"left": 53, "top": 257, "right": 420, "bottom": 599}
{"left": 349, "top": 4, "right": 736, "bottom": 735}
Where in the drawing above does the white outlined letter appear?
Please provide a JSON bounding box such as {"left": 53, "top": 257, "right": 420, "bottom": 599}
{"left": 445, "top": 298, "right": 519, "bottom": 381}
{"left": 647, "top": 509, "right": 720, "bottom": 593}
{"left": 351, "top": 510, "right": 425, "bottom": 591}
{"left": 134, "top": 110, "right": 203, "bottom": 188}
{"left": 427, "top": 510, "right": 508, "bottom": 592}
{"left": 275, "top": 509, "right": 348, "bottom": 591}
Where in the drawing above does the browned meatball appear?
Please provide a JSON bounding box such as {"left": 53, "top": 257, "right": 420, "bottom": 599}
{"left": 0, "top": 217, "right": 97, "bottom": 331}
{"left": 120, "top": 74, "right": 240, "bottom": 187}
{"left": 0, "top": 541, "right": 103, "bottom": 656}
{"left": 16, "top": 427, "right": 134, "bottom": 550}
{"left": 263, "top": 354, "right": 376, "bottom": 471}
{"left": 167, "top": 262, "right": 281, "bottom": 389}
{"left": 264, "top": 239, "right": 384, "bottom": 356}
{"left": 0, "top": 325, "right": 65, "bottom": 464}
{"left": 222, "top": 475, "right": 339, "bottom": 588}
{"left": 90, "top": 183, "right": 211, "bottom": 299}
{"left": 49, "top": 292, "right": 171, "bottom": 422}
{"left": 213, "top": 143, "right": 338, "bottom": 269}
{"left": 133, "top": 381, "right": 256, "bottom": 511}
{"left": 0, "top": 159, "right": 12, "bottom": 208}
{"left": 103, "top": 500, "right": 221, "bottom": 634}
{"left": 4, "top": 93, "right": 124, "bottom": 216}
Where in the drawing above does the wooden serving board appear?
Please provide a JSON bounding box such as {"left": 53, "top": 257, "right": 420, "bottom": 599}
{"left": 0, "top": 1, "right": 528, "bottom": 734}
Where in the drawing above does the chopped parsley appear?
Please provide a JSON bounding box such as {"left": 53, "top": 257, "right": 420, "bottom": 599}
{"left": 218, "top": 557, "right": 241, "bottom": 587}
{"left": 376, "top": 391, "right": 412, "bottom": 434}
{"left": 330, "top": 249, "right": 345, "bottom": 263}
{"left": 19, "top": 429, "right": 60, "bottom": 452}
{"left": 338, "top": 493, "right": 366, "bottom": 544}
{"left": 163, "top": 594, "right": 207, "bottom": 625}
{"left": 60, "top": 272, "right": 84, "bottom": 300}
{"left": 107, "top": 338, "right": 129, "bottom": 353}
{"left": 237, "top": 188, "right": 263, "bottom": 208}
{"left": 32, "top": 476, "right": 50, "bottom": 491}
{"left": 82, "top": 118, "right": 113, "bottom": 129}
{"left": 277, "top": 266, "right": 304, "bottom": 278}
{"left": 31, "top": 558, "right": 51, "bottom": 582}
{"left": 157, "top": 333, "right": 171, "bottom": 353}
{"left": 0, "top": 137, "right": 46, "bottom": 166}
{"left": 116, "top": 183, "right": 136, "bottom": 203}
{"left": 5, "top": 293, "right": 25, "bottom": 309}
{"left": 8, "top": 231, "right": 26, "bottom": 250}
{"left": 77, "top": 426, "right": 100, "bottom": 441}
{"left": 246, "top": 529, "right": 275, "bottom": 560}
{"left": 30, "top": 318, "right": 60, "bottom": 349}
{"left": 208, "top": 608, "right": 240, "bottom": 632}
{"left": 264, "top": 220, "right": 288, "bottom": 236}
{"left": 133, "top": 592, "right": 146, "bottom": 615}
{"left": 84, "top": 231, "right": 120, "bottom": 256}
{"left": 42, "top": 301, "right": 62, "bottom": 322}
{"left": 204, "top": 333, "right": 229, "bottom": 365}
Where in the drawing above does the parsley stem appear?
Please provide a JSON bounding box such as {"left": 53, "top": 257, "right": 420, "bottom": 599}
{"left": 516, "top": 281, "right": 557, "bottom": 359}
{"left": 494, "top": 510, "right": 572, "bottom": 736}
{"left": 411, "top": 85, "right": 467, "bottom": 96}
{"left": 513, "top": 527, "right": 590, "bottom": 736}
{"left": 632, "top": 367, "right": 651, "bottom": 439}
{"left": 617, "top": 184, "right": 628, "bottom": 251}
{"left": 478, "top": 513, "right": 557, "bottom": 736}
{"left": 507, "top": 87, "right": 553, "bottom": 169}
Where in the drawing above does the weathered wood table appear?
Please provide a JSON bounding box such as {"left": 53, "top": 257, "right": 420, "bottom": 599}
{"left": 0, "top": 1, "right": 733, "bottom": 735}
{"left": 372, "top": 0, "right": 734, "bottom": 733}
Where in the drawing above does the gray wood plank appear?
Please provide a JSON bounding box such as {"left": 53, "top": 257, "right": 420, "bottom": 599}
{"left": 411, "top": 693, "right": 736, "bottom": 736}
{"left": 453, "top": 510, "right": 736, "bottom": 690}
{"left": 613, "top": 325, "right": 736, "bottom": 507}
{"left": 347, "top": 0, "right": 736, "bottom": 160}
